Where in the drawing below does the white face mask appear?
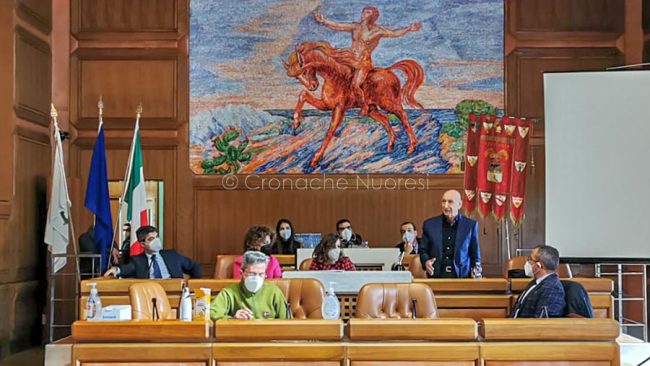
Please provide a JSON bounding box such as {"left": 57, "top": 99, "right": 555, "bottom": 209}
{"left": 148, "top": 238, "right": 162, "bottom": 253}
{"left": 403, "top": 231, "right": 415, "bottom": 243}
{"left": 244, "top": 275, "right": 264, "bottom": 293}
{"left": 327, "top": 248, "right": 341, "bottom": 262}
{"left": 279, "top": 228, "right": 291, "bottom": 240}
{"left": 524, "top": 261, "right": 535, "bottom": 278}
{"left": 340, "top": 228, "right": 352, "bottom": 241}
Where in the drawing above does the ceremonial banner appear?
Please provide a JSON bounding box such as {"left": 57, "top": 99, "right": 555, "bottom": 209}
{"left": 464, "top": 114, "right": 530, "bottom": 223}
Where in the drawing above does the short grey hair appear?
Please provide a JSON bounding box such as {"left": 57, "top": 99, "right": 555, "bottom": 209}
{"left": 241, "top": 251, "right": 269, "bottom": 271}
{"left": 533, "top": 245, "right": 560, "bottom": 271}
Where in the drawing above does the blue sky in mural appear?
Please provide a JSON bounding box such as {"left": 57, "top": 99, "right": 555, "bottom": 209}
{"left": 190, "top": 0, "right": 503, "bottom": 98}
{"left": 189, "top": 0, "right": 503, "bottom": 174}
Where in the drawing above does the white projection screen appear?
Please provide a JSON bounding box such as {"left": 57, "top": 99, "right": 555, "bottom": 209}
{"left": 544, "top": 70, "right": 650, "bottom": 261}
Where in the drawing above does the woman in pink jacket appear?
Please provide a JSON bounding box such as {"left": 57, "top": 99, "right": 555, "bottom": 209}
{"left": 233, "top": 226, "right": 282, "bottom": 279}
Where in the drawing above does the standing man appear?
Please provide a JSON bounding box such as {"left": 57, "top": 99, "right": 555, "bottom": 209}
{"left": 419, "top": 190, "right": 481, "bottom": 278}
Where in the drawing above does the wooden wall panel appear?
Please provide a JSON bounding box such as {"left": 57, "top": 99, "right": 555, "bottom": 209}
{"left": 193, "top": 186, "right": 500, "bottom": 271}
{"left": 505, "top": 48, "right": 623, "bottom": 117}
{"left": 78, "top": 60, "right": 176, "bottom": 119}
{"left": 14, "top": 27, "right": 52, "bottom": 126}
{"left": 16, "top": 0, "right": 52, "bottom": 34}
{"left": 511, "top": 0, "right": 624, "bottom": 34}
{"left": 0, "top": 0, "right": 14, "bottom": 217}
{"left": 75, "top": 0, "right": 177, "bottom": 33}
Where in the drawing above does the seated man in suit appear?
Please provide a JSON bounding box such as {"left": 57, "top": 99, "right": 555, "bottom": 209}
{"left": 509, "top": 245, "right": 566, "bottom": 318}
{"left": 336, "top": 219, "right": 364, "bottom": 247}
{"left": 211, "top": 251, "right": 288, "bottom": 320}
{"left": 103, "top": 225, "right": 201, "bottom": 279}
{"left": 419, "top": 190, "right": 481, "bottom": 278}
{"left": 395, "top": 221, "right": 420, "bottom": 254}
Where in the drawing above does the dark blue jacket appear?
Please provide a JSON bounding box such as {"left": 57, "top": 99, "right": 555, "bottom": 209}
{"left": 119, "top": 250, "right": 202, "bottom": 279}
{"left": 510, "top": 273, "right": 566, "bottom": 318}
{"left": 419, "top": 214, "right": 481, "bottom": 278}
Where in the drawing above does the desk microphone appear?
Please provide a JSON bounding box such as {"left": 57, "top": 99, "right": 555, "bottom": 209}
{"left": 286, "top": 302, "right": 293, "bottom": 319}
{"left": 411, "top": 299, "right": 418, "bottom": 319}
{"left": 152, "top": 298, "right": 159, "bottom": 321}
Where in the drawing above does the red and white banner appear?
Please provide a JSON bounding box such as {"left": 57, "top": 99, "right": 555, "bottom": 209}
{"left": 463, "top": 114, "right": 531, "bottom": 224}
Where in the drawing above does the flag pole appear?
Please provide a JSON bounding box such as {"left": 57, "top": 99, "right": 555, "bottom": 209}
{"left": 107, "top": 103, "right": 142, "bottom": 270}
{"left": 50, "top": 104, "right": 80, "bottom": 285}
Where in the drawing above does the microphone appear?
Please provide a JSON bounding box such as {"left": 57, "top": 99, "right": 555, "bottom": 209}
{"left": 286, "top": 302, "right": 293, "bottom": 319}
{"left": 411, "top": 299, "right": 418, "bottom": 319}
{"left": 152, "top": 297, "right": 159, "bottom": 321}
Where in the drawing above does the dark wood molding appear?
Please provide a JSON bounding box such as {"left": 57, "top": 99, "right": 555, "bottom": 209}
{"left": 16, "top": 0, "right": 52, "bottom": 35}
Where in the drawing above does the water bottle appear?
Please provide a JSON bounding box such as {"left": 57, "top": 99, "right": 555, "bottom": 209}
{"left": 473, "top": 262, "right": 483, "bottom": 279}
{"left": 179, "top": 284, "right": 192, "bottom": 321}
{"left": 321, "top": 284, "right": 340, "bottom": 320}
{"left": 86, "top": 283, "right": 102, "bottom": 321}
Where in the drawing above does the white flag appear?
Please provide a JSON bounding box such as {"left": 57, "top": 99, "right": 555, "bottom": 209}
{"left": 44, "top": 123, "right": 71, "bottom": 273}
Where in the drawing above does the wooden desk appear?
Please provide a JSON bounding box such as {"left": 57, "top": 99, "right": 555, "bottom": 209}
{"left": 416, "top": 278, "right": 509, "bottom": 292}
{"left": 72, "top": 320, "right": 212, "bottom": 342}
{"left": 349, "top": 318, "right": 477, "bottom": 340}
{"left": 215, "top": 320, "right": 343, "bottom": 341}
{"left": 510, "top": 277, "right": 613, "bottom": 293}
{"left": 481, "top": 318, "right": 619, "bottom": 341}
{"left": 347, "top": 343, "right": 480, "bottom": 365}
{"left": 79, "top": 279, "right": 184, "bottom": 318}
{"left": 213, "top": 343, "right": 345, "bottom": 365}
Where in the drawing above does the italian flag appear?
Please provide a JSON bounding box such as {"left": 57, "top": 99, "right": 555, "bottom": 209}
{"left": 125, "top": 120, "right": 148, "bottom": 255}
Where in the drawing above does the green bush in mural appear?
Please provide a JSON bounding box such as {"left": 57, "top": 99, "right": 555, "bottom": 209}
{"left": 201, "top": 128, "right": 252, "bottom": 174}
{"left": 439, "top": 99, "right": 497, "bottom": 172}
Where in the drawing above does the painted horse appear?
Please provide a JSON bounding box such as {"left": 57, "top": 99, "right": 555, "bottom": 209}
{"left": 284, "top": 41, "right": 425, "bottom": 167}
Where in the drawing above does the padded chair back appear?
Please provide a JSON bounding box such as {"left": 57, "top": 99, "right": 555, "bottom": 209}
{"left": 129, "top": 282, "right": 174, "bottom": 320}
{"left": 299, "top": 258, "right": 313, "bottom": 271}
{"left": 213, "top": 254, "right": 239, "bottom": 279}
{"left": 408, "top": 255, "right": 427, "bottom": 279}
{"left": 562, "top": 280, "right": 594, "bottom": 318}
{"left": 356, "top": 283, "right": 438, "bottom": 319}
{"left": 503, "top": 255, "right": 573, "bottom": 278}
{"left": 268, "top": 278, "right": 325, "bottom": 319}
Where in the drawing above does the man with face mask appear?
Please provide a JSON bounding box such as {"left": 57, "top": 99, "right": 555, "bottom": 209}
{"left": 336, "top": 219, "right": 364, "bottom": 248}
{"left": 509, "top": 245, "right": 566, "bottom": 318}
{"left": 419, "top": 190, "right": 481, "bottom": 278}
{"left": 211, "top": 251, "right": 288, "bottom": 320}
{"left": 103, "top": 226, "right": 202, "bottom": 279}
{"left": 394, "top": 221, "right": 420, "bottom": 254}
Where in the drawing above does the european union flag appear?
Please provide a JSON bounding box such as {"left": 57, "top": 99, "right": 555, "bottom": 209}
{"left": 85, "top": 123, "right": 113, "bottom": 272}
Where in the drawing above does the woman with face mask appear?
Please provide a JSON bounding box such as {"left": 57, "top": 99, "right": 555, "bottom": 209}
{"left": 211, "top": 251, "right": 288, "bottom": 320}
{"left": 265, "top": 219, "right": 303, "bottom": 255}
{"left": 309, "top": 233, "right": 356, "bottom": 271}
{"left": 233, "top": 226, "right": 282, "bottom": 279}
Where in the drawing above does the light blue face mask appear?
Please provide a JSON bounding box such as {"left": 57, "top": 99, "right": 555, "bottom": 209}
{"left": 280, "top": 228, "right": 292, "bottom": 240}
{"left": 403, "top": 231, "right": 415, "bottom": 243}
{"left": 340, "top": 228, "right": 352, "bottom": 241}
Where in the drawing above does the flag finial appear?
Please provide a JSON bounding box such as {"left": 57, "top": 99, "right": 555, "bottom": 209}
{"left": 50, "top": 104, "right": 58, "bottom": 119}
{"left": 136, "top": 103, "right": 143, "bottom": 116}
{"left": 98, "top": 96, "right": 104, "bottom": 116}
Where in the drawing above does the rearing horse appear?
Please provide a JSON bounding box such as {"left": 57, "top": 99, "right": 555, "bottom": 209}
{"left": 284, "top": 41, "right": 425, "bottom": 167}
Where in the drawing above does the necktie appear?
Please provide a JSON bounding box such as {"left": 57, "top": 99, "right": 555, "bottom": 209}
{"left": 151, "top": 255, "right": 162, "bottom": 279}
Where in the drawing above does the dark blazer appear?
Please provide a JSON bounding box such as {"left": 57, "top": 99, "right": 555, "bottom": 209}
{"left": 510, "top": 273, "right": 566, "bottom": 318}
{"left": 118, "top": 250, "right": 202, "bottom": 279}
{"left": 419, "top": 214, "right": 480, "bottom": 278}
{"left": 562, "top": 280, "right": 593, "bottom": 318}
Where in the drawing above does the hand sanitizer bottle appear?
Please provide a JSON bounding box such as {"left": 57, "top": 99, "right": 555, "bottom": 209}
{"left": 321, "top": 282, "right": 340, "bottom": 320}
{"left": 86, "top": 283, "right": 102, "bottom": 321}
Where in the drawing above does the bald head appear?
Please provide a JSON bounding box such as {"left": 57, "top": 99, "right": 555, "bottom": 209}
{"left": 441, "top": 190, "right": 462, "bottom": 222}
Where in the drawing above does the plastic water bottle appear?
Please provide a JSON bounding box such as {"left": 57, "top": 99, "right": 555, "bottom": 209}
{"left": 472, "top": 263, "right": 483, "bottom": 279}
{"left": 321, "top": 284, "right": 340, "bottom": 320}
{"left": 86, "top": 283, "right": 102, "bottom": 321}
{"left": 179, "top": 284, "right": 192, "bottom": 321}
